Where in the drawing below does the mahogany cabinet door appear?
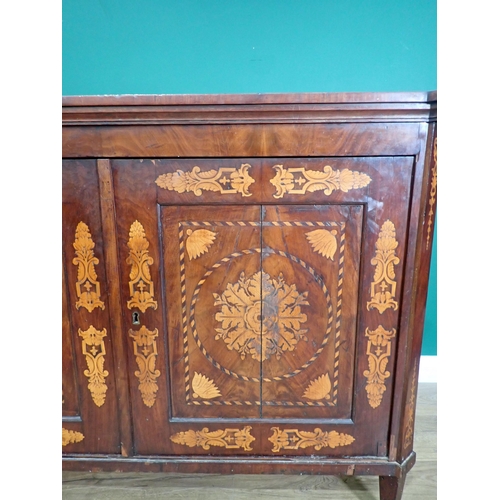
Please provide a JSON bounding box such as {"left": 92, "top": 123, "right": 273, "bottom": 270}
{"left": 62, "top": 160, "right": 121, "bottom": 454}
{"left": 111, "top": 156, "right": 413, "bottom": 458}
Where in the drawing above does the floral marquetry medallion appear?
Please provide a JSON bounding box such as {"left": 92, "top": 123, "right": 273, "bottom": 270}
{"left": 214, "top": 270, "right": 310, "bottom": 362}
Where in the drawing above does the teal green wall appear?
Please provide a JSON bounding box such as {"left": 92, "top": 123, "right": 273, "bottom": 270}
{"left": 63, "top": 0, "right": 437, "bottom": 355}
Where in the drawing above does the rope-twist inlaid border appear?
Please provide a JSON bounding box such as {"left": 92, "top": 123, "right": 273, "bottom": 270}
{"left": 179, "top": 221, "right": 346, "bottom": 407}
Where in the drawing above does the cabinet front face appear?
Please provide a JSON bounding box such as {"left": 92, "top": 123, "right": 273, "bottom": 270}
{"left": 112, "top": 156, "right": 413, "bottom": 457}
{"left": 62, "top": 160, "right": 121, "bottom": 454}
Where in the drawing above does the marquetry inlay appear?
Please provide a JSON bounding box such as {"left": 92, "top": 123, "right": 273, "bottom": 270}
{"left": 78, "top": 326, "right": 108, "bottom": 407}
{"left": 302, "top": 373, "right": 332, "bottom": 401}
{"left": 72, "top": 222, "right": 105, "bottom": 312}
{"left": 404, "top": 364, "right": 418, "bottom": 449}
{"left": 156, "top": 164, "right": 255, "bottom": 197}
{"left": 367, "top": 220, "right": 400, "bottom": 314}
{"left": 186, "top": 229, "right": 217, "bottom": 260}
{"left": 129, "top": 326, "right": 160, "bottom": 407}
{"left": 426, "top": 137, "right": 438, "bottom": 250}
{"left": 305, "top": 229, "right": 338, "bottom": 260}
{"left": 269, "top": 427, "right": 354, "bottom": 453}
{"left": 126, "top": 221, "right": 158, "bottom": 313}
{"left": 179, "top": 221, "right": 344, "bottom": 407}
{"left": 170, "top": 426, "right": 255, "bottom": 450}
{"left": 364, "top": 326, "right": 397, "bottom": 408}
{"left": 192, "top": 372, "right": 221, "bottom": 399}
{"left": 214, "top": 270, "right": 309, "bottom": 362}
{"left": 270, "top": 164, "right": 371, "bottom": 198}
{"left": 62, "top": 428, "right": 84, "bottom": 447}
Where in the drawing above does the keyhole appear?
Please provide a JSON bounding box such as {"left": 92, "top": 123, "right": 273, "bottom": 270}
{"left": 132, "top": 312, "right": 140, "bottom": 325}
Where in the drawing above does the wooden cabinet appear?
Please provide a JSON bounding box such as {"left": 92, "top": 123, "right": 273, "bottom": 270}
{"left": 62, "top": 92, "right": 437, "bottom": 500}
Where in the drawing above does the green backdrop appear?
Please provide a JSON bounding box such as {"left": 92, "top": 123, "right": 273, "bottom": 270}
{"left": 62, "top": 0, "right": 437, "bottom": 355}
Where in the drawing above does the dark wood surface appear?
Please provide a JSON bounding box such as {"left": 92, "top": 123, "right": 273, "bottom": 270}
{"left": 62, "top": 92, "right": 437, "bottom": 500}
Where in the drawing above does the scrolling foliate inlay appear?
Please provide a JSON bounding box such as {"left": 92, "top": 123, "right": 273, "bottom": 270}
{"left": 367, "top": 220, "right": 400, "bottom": 314}
{"left": 426, "top": 137, "right": 438, "bottom": 250}
{"left": 62, "top": 428, "right": 84, "bottom": 447}
{"left": 156, "top": 164, "right": 255, "bottom": 197}
{"left": 72, "top": 222, "right": 105, "bottom": 312}
{"left": 269, "top": 427, "right": 354, "bottom": 453}
{"left": 186, "top": 229, "right": 217, "bottom": 260}
{"left": 364, "top": 326, "right": 397, "bottom": 408}
{"left": 78, "top": 326, "right": 108, "bottom": 407}
{"left": 270, "top": 164, "right": 371, "bottom": 198}
{"left": 126, "top": 221, "right": 158, "bottom": 313}
{"left": 170, "top": 426, "right": 255, "bottom": 451}
{"left": 192, "top": 372, "right": 221, "bottom": 399}
{"left": 129, "top": 326, "right": 160, "bottom": 407}
{"left": 214, "top": 271, "right": 309, "bottom": 361}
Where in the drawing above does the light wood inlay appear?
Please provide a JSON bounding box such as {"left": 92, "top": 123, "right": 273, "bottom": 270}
{"left": 269, "top": 427, "right": 354, "bottom": 452}
{"left": 126, "top": 221, "right": 158, "bottom": 313}
{"left": 404, "top": 364, "right": 418, "bottom": 449}
{"left": 214, "top": 270, "right": 309, "bottom": 362}
{"left": 364, "top": 326, "right": 397, "bottom": 408}
{"left": 305, "top": 229, "right": 338, "bottom": 260}
{"left": 426, "top": 136, "right": 438, "bottom": 250}
{"left": 129, "top": 326, "right": 160, "bottom": 407}
{"left": 367, "top": 220, "right": 400, "bottom": 314}
{"left": 192, "top": 372, "right": 221, "bottom": 400}
{"left": 72, "top": 222, "right": 105, "bottom": 312}
{"left": 156, "top": 164, "right": 255, "bottom": 197}
{"left": 170, "top": 426, "right": 255, "bottom": 450}
{"left": 302, "top": 373, "right": 332, "bottom": 400}
{"left": 62, "top": 428, "right": 84, "bottom": 447}
{"left": 270, "top": 164, "right": 371, "bottom": 198}
{"left": 78, "top": 326, "right": 108, "bottom": 407}
{"left": 186, "top": 229, "right": 217, "bottom": 260}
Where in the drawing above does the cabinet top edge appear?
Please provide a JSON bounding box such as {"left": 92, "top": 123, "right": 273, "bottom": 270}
{"left": 63, "top": 91, "right": 437, "bottom": 107}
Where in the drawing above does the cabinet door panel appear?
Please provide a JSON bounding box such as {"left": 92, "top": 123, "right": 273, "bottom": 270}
{"left": 62, "top": 159, "right": 121, "bottom": 454}
{"left": 261, "top": 205, "right": 362, "bottom": 420}
{"left": 163, "top": 205, "right": 262, "bottom": 419}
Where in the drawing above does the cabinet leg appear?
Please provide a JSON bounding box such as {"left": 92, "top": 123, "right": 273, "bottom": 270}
{"left": 379, "top": 474, "right": 406, "bottom": 500}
